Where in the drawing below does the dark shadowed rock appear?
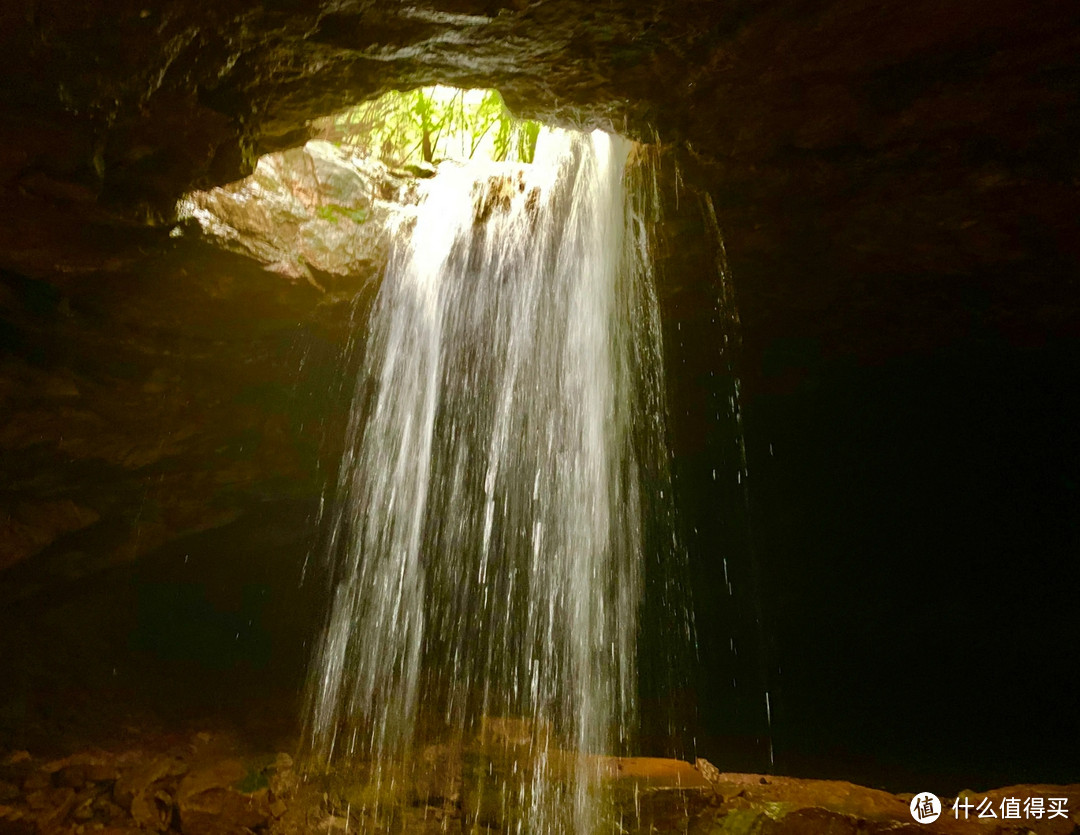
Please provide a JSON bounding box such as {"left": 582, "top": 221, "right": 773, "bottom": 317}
{"left": 0, "top": 0, "right": 1076, "bottom": 585}
{"left": 692, "top": 764, "right": 1080, "bottom": 834}
{"left": 0, "top": 500, "right": 100, "bottom": 571}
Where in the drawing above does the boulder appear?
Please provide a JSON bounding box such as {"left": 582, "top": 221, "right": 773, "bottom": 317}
{"left": 176, "top": 759, "right": 273, "bottom": 835}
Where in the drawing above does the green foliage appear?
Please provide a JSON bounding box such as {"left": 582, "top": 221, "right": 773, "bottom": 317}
{"left": 517, "top": 120, "right": 541, "bottom": 164}
{"left": 314, "top": 86, "right": 542, "bottom": 167}
{"left": 315, "top": 204, "right": 369, "bottom": 224}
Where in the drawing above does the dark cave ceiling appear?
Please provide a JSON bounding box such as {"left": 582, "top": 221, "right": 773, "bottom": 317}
{"left": 1, "top": 0, "right": 1079, "bottom": 576}
{"left": 1, "top": 0, "right": 1077, "bottom": 345}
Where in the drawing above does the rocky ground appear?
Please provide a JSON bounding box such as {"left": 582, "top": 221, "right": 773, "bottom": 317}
{"left": 0, "top": 732, "right": 1077, "bottom": 835}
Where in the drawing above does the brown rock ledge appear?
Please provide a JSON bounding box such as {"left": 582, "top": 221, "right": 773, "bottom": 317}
{"left": 2, "top": 741, "right": 1077, "bottom": 834}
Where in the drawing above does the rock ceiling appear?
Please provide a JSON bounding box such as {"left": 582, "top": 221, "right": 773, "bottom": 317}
{"left": 1, "top": 0, "right": 1079, "bottom": 578}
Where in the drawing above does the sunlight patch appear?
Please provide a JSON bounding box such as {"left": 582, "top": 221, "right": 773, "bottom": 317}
{"left": 309, "top": 86, "right": 542, "bottom": 168}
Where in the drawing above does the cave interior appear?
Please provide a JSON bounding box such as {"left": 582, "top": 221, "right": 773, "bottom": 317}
{"left": 1, "top": 0, "right": 1079, "bottom": 829}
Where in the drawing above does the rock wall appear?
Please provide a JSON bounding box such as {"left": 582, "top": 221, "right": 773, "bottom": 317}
{"left": 3, "top": 0, "right": 1077, "bottom": 564}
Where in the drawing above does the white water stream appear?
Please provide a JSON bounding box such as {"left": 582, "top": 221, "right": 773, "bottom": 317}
{"left": 306, "top": 128, "right": 675, "bottom": 833}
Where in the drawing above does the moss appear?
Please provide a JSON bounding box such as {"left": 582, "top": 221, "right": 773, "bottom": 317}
{"left": 234, "top": 767, "right": 270, "bottom": 793}
{"left": 761, "top": 801, "right": 797, "bottom": 820}
{"left": 314, "top": 205, "right": 339, "bottom": 224}
{"left": 315, "top": 204, "right": 369, "bottom": 224}
{"left": 709, "top": 808, "right": 767, "bottom": 833}
{"left": 705, "top": 802, "right": 793, "bottom": 833}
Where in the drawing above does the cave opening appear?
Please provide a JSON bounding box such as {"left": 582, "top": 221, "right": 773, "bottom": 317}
{"left": 2, "top": 3, "right": 1079, "bottom": 831}
{"left": 173, "top": 86, "right": 547, "bottom": 287}
{"left": 170, "top": 86, "right": 708, "bottom": 832}
{"left": 308, "top": 86, "right": 543, "bottom": 167}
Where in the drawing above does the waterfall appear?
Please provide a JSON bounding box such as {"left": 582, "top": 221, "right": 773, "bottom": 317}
{"left": 305, "top": 128, "right": 677, "bottom": 833}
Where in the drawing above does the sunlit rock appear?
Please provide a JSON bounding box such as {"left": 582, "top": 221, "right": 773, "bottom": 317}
{"left": 179, "top": 140, "right": 417, "bottom": 287}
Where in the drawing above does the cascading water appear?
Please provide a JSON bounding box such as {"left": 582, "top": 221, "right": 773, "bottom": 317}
{"left": 305, "top": 127, "right": 680, "bottom": 833}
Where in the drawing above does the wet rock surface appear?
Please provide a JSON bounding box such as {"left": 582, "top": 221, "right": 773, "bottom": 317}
{"left": 0, "top": 234, "right": 367, "bottom": 596}
{"left": 0, "top": 734, "right": 293, "bottom": 835}
{"left": 1, "top": 739, "right": 1077, "bottom": 834}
